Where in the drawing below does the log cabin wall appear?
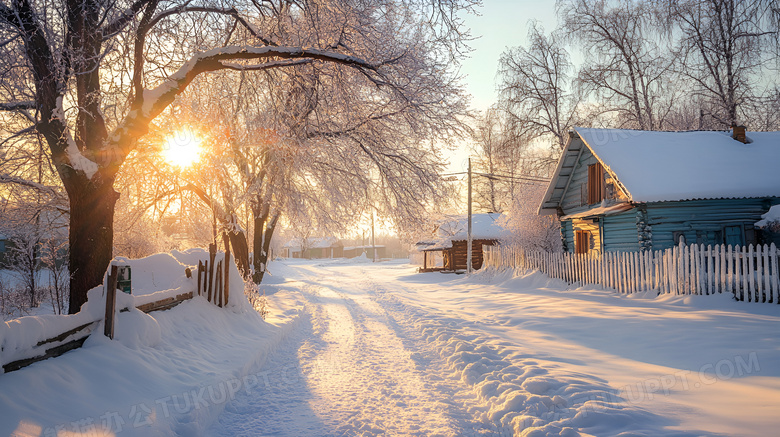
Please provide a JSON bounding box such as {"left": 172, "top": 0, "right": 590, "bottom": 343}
{"left": 450, "top": 239, "right": 498, "bottom": 270}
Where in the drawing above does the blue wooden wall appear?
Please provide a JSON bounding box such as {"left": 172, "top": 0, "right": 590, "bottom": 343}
{"left": 561, "top": 198, "right": 777, "bottom": 253}
{"left": 645, "top": 198, "right": 774, "bottom": 250}
{"left": 561, "top": 220, "right": 573, "bottom": 252}
{"left": 602, "top": 210, "right": 641, "bottom": 252}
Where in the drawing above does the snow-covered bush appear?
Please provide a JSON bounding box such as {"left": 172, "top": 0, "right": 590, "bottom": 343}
{"left": 243, "top": 281, "right": 269, "bottom": 320}
{"left": 501, "top": 183, "right": 562, "bottom": 252}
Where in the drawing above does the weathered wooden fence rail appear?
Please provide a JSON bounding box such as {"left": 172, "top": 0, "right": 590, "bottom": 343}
{"left": 483, "top": 242, "right": 780, "bottom": 303}
{"left": 2, "top": 249, "right": 234, "bottom": 374}
{"left": 2, "top": 289, "right": 196, "bottom": 373}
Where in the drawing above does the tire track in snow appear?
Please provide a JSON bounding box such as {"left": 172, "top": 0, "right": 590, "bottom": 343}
{"left": 365, "top": 274, "right": 708, "bottom": 437}
{"left": 209, "top": 268, "right": 476, "bottom": 436}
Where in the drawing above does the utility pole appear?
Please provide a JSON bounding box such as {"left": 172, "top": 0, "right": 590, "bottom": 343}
{"left": 467, "top": 157, "right": 473, "bottom": 274}
{"left": 371, "top": 211, "right": 376, "bottom": 262}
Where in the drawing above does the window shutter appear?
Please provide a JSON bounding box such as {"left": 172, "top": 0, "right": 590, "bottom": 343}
{"left": 575, "top": 230, "right": 591, "bottom": 254}
{"left": 587, "top": 163, "right": 604, "bottom": 204}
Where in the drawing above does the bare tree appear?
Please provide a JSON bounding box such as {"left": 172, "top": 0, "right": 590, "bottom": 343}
{"left": 0, "top": 0, "right": 476, "bottom": 312}
{"left": 664, "top": 0, "right": 778, "bottom": 127}
{"left": 469, "top": 108, "right": 529, "bottom": 213}
{"left": 559, "top": 0, "right": 677, "bottom": 130}
{"left": 498, "top": 22, "right": 580, "bottom": 150}
{"left": 3, "top": 228, "right": 42, "bottom": 309}
{"left": 41, "top": 235, "right": 68, "bottom": 315}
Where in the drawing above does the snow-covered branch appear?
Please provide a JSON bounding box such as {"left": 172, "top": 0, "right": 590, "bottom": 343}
{"left": 0, "top": 101, "right": 35, "bottom": 111}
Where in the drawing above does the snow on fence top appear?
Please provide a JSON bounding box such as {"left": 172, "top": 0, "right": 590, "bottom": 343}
{"left": 0, "top": 248, "right": 247, "bottom": 369}
{"left": 575, "top": 127, "right": 780, "bottom": 203}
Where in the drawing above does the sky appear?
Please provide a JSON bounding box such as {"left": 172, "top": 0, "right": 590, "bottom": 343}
{"left": 445, "top": 0, "right": 558, "bottom": 173}
{"left": 458, "top": 0, "right": 558, "bottom": 112}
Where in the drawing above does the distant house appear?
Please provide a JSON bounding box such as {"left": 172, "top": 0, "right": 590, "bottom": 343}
{"left": 342, "top": 245, "right": 386, "bottom": 259}
{"left": 416, "top": 213, "right": 508, "bottom": 272}
{"left": 539, "top": 127, "right": 780, "bottom": 255}
{"left": 281, "top": 237, "right": 343, "bottom": 259}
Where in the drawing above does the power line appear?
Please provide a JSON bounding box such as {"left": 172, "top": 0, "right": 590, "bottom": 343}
{"left": 476, "top": 172, "right": 550, "bottom": 183}
{"left": 441, "top": 171, "right": 550, "bottom": 183}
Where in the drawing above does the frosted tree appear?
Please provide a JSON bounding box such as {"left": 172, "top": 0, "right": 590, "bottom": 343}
{"left": 498, "top": 22, "right": 580, "bottom": 150}
{"left": 559, "top": 0, "right": 676, "bottom": 130}
{"left": 501, "top": 182, "right": 562, "bottom": 252}
{"left": 0, "top": 0, "right": 476, "bottom": 312}
{"left": 469, "top": 108, "right": 540, "bottom": 213}
{"left": 664, "top": 0, "right": 778, "bottom": 128}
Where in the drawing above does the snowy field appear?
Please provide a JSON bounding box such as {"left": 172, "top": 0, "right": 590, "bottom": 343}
{"left": 2, "top": 257, "right": 780, "bottom": 436}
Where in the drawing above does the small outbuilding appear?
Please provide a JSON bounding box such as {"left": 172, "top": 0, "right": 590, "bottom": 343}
{"left": 416, "top": 213, "right": 508, "bottom": 272}
{"left": 342, "top": 245, "right": 386, "bottom": 259}
{"left": 281, "top": 237, "right": 344, "bottom": 259}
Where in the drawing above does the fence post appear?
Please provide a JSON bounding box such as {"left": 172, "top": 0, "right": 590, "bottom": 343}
{"left": 223, "top": 233, "right": 231, "bottom": 306}
{"left": 208, "top": 243, "right": 216, "bottom": 303}
{"left": 769, "top": 243, "right": 780, "bottom": 304}
{"left": 763, "top": 244, "right": 770, "bottom": 302}
{"left": 197, "top": 260, "right": 203, "bottom": 296}
{"left": 215, "top": 260, "right": 223, "bottom": 307}
{"left": 743, "top": 245, "right": 749, "bottom": 301}
{"left": 104, "top": 265, "right": 118, "bottom": 339}
{"left": 748, "top": 244, "right": 755, "bottom": 302}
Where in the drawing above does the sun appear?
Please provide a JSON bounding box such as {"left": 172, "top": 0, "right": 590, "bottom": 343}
{"left": 162, "top": 129, "right": 203, "bottom": 168}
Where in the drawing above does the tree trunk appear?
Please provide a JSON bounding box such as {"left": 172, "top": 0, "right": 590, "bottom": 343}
{"left": 252, "top": 206, "right": 279, "bottom": 284}
{"left": 252, "top": 205, "right": 269, "bottom": 284}
{"left": 67, "top": 180, "right": 120, "bottom": 314}
{"left": 228, "top": 230, "right": 251, "bottom": 279}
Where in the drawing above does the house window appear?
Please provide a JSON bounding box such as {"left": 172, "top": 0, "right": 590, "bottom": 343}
{"left": 575, "top": 230, "right": 591, "bottom": 254}
{"left": 723, "top": 225, "right": 744, "bottom": 247}
{"left": 587, "top": 162, "right": 605, "bottom": 204}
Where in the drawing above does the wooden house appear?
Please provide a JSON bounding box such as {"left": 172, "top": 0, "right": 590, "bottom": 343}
{"left": 342, "top": 245, "right": 386, "bottom": 259}
{"left": 539, "top": 127, "right": 780, "bottom": 254}
{"left": 282, "top": 237, "right": 343, "bottom": 259}
{"left": 416, "top": 213, "right": 508, "bottom": 272}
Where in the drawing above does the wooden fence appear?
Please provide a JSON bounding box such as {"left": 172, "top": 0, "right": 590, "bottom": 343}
{"left": 2, "top": 248, "right": 234, "bottom": 374}
{"left": 483, "top": 242, "right": 780, "bottom": 303}
{"left": 195, "top": 242, "right": 231, "bottom": 307}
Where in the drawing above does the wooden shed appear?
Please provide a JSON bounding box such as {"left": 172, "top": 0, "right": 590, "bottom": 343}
{"left": 282, "top": 237, "right": 343, "bottom": 259}
{"left": 416, "top": 213, "right": 507, "bottom": 272}
{"left": 539, "top": 127, "right": 780, "bottom": 254}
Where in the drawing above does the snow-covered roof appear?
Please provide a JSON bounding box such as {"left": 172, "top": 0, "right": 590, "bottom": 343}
{"left": 438, "top": 213, "right": 509, "bottom": 241}
{"left": 575, "top": 128, "right": 780, "bottom": 203}
{"left": 416, "top": 213, "right": 509, "bottom": 251}
{"left": 561, "top": 203, "right": 633, "bottom": 220}
{"left": 342, "top": 245, "right": 386, "bottom": 250}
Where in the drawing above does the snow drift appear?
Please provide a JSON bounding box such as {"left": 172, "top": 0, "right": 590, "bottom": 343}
{"left": 0, "top": 249, "right": 294, "bottom": 436}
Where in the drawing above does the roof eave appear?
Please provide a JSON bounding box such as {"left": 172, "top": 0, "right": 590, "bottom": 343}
{"left": 537, "top": 131, "right": 580, "bottom": 215}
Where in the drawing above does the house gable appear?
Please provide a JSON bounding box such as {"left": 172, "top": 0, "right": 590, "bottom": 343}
{"left": 541, "top": 136, "right": 629, "bottom": 218}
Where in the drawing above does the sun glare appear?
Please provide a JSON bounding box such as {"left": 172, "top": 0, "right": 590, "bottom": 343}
{"left": 162, "top": 129, "right": 203, "bottom": 168}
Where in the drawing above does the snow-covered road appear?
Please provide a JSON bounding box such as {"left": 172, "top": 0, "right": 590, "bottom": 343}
{"left": 208, "top": 260, "right": 780, "bottom": 436}
{"left": 210, "top": 263, "right": 482, "bottom": 436}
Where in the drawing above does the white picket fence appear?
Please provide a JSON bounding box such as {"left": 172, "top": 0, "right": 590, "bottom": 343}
{"left": 483, "top": 242, "right": 780, "bottom": 303}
